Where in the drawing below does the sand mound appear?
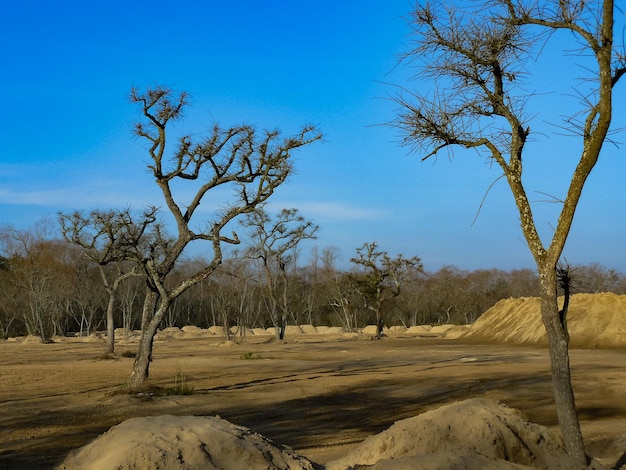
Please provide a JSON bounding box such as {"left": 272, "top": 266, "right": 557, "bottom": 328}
{"left": 300, "top": 324, "right": 318, "bottom": 334}
{"left": 208, "top": 325, "right": 227, "bottom": 335}
{"left": 285, "top": 325, "right": 304, "bottom": 335}
{"left": 388, "top": 325, "right": 407, "bottom": 333}
{"left": 317, "top": 326, "right": 345, "bottom": 335}
{"left": 50, "top": 400, "right": 609, "bottom": 470}
{"left": 362, "top": 325, "right": 386, "bottom": 335}
{"left": 230, "top": 326, "right": 254, "bottom": 336}
{"left": 180, "top": 325, "right": 206, "bottom": 335}
{"left": 406, "top": 325, "right": 433, "bottom": 335}
{"left": 466, "top": 293, "right": 626, "bottom": 348}
{"left": 326, "top": 398, "right": 578, "bottom": 470}
{"left": 55, "top": 415, "right": 320, "bottom": 470}
{"left": 21, "top": 335, "right": 45, "bottom": 344}
{"left": 251, "top": 327, "right": 273, "bottom": 336}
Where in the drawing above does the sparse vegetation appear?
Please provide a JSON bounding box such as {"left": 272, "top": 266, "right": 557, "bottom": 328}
{"left": 118, "top": 368, "right": 194, "bottom": 397}
{"left": 165, "top": 368, "right": 194, "bottom": 396}
{"left": 97, "top": 352, "right": 118, "bottom": 361}
{"left": 240, "top": 351, "right": 264, "bottom": 360}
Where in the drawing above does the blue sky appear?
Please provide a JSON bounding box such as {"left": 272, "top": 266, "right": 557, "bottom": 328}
{"left": 1, "top": 1, "right": 625, "bottom": 272}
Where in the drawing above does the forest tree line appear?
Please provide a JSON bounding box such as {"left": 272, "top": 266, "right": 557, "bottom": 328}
{"left": 1, "top": 219, "right": 624, "bottom": 340}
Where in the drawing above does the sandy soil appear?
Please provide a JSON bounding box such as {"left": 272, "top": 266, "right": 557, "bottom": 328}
{"left": 1, "top": 331, "right": 625, "bottom": 469}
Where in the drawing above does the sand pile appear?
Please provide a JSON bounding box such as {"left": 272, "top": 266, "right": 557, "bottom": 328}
{"left": 326, "top": 398, "right": 580, "bottom": 470}
{"left": 466, "top": 293, "right": 626, "bottom": 348}
{"left": 55, "top": 399, "right": 600, "bottom": 470}
{"left": 55, "top": 415, "right": 320, "bottom": 470}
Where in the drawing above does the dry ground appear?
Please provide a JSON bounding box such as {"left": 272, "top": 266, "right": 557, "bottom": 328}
{"left": 1, "top": 334, "right": 625, "bottom": 469}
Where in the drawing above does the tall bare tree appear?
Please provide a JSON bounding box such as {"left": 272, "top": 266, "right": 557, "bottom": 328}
{"left": 127, "top": 86, "right": 321, "bottom": 388}
{"left": 349, "top": 242, "right": 423, "bottom": 338}
{"left": 394, "top": 1, "right": 625, "bottom": 465}
{"left": 240, "top": 207, "right": 318, "bottom": 339}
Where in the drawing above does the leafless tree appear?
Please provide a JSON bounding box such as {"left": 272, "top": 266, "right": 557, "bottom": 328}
{"left": 0, "top": 221, "right": 71, "bottom": 341}
{"left": 239, "top": 207, "right": 318, "bottom": 339}
{"left": 349, "top": 242, "right": 423, "bottom": 338}
{"left": 573, "top": 262, "right": 621, "bottom": 293}
{"left": 117, "top": 272, "right": 144, "bottom": 338}
{"left": 127, "top": 86, "right": 321, "bottom": 389}
{"left": 394, "top": 1, "right": 625, "bottom": 464}
{"left": 59, "top": 208, "right": 157, "bottom": 354}
{"left": 66, "top": 253, "right": 106, "bottom": 337}
{"left": 328, "top": 272, "right": 362, "bottom": 332}
{"left": 0, "top": 255, "right": 19, "bottom": 339}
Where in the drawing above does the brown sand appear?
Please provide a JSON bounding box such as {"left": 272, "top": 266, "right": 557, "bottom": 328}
{"left": 465, "top": 293, "right": 626, "bottom": 348}
{"left": 56, "top": 415, "right": 319, "bottom": 470}
{"left": 1, "top": 293, "right": 626, "bottom": 468}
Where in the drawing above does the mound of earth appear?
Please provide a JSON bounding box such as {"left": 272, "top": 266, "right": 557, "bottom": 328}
{"left": 56, "top": 400, "right": 606, "bottom": 470}
{"left": 465, "top": 293, "right": 626, "bottom": 348}
{"left": 55, "top": 415, "right": 320, "bottom": 470}
{"left": 326, "top": 398, "right": 582, "bottom": 470}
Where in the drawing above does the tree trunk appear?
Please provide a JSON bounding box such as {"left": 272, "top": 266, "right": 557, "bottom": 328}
{"left": 37, "top": 310, "right": 51, "bottom": 343}
{"left": 128, "top": 325, "right": 157, "bottom": 390}
{"left": 141, "top": 288, "right": 157, "bottom": 332}
{"left": 127, "top": 290, "right": 160, "bottom": 391}
{"left": 539, "top": 266, "right": 587, "bottom": 467}
{"left": 275, "top": 322, "right": 286, "bottom": 341}
{"left": 105, "top": 295, "right": 116, "bottom": 355}
{"left": 376, "top": 311, "right": 384, "bottom": 339}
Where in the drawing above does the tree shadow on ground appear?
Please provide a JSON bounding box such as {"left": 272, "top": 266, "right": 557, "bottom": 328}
{"left": 208, "top": 372, "right": 560, "bottom": 451}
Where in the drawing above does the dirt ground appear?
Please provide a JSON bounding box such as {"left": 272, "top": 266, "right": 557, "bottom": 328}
{"left": 1, "top": 333, "right": 625, "bottom": 469}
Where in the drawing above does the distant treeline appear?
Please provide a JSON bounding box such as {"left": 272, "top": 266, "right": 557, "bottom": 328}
{"left": 1, "top": 227, "right": 624, "bottom": 339}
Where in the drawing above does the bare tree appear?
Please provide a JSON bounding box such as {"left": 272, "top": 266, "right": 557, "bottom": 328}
{"left": 240, "top": 207, "right": 318, "bottom": 339}
{"left": 349, "top": 242, "right": 423, "bottom": 338}
{"left": 0, "top": 221, "right": 71, "bottom": 341}
{"left": 59, "top": 208, "right": 156, "bottom": 354}
{"left": 66, "top": 253, "right": 106, "bottom": 337}
{"left": 0, "top": 254, "right": 19, "bottom": 339}
{"left": 328, "top": 272, "right": 362, "bottom": 332}
{"left": 394, "top": 1, "right": 625, "bottom": 464}
{"left": 573, "top": 262, "right": 621, "bottom": 293}
{"left": 127, "top": 86, "right": 321, "bottom": 389}
{"left": 117, "top": 272, "right": 144, "bottom": 338}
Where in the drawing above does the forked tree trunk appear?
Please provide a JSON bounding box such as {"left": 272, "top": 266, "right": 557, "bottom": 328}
{"left": 539, "top": 266, "right": 586, "bottom": 468}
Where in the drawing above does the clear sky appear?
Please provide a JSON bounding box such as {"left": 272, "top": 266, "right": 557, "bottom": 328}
{"left": 1, "top": 1, "right": 625, "bottom": 272}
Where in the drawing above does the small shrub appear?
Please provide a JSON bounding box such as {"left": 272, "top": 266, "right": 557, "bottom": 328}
{"left": 120, "top": 350, "right": 136, "bottom": 358}
{"left": 240, "top": 351, "right": 264, "bottom": 360}
{"left": 165, "top": 368, "right": 194, "bottom": 396}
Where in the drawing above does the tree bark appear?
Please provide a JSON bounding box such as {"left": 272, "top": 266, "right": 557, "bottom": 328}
{"left": 539, "top": 266, "right": 586, "bottom": 468}
{"left": 105, "top": 295, "right": 115, "bottom": 355}
{"left": 128, "top": 326, "right": 156, "bottom": 390}
{"left": 127, "top": 289, "right": 160, "bottom": 391}
{"left": 375, "top": 310, "right": 384, "bottom": 339}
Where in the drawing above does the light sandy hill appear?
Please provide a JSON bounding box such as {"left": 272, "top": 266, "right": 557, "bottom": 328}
{"left": 55, "top": 415, "right": 320, "bottom": 470}
{"left": 57, "top": 400, "right": 605, "bottom": 470}
{"left": 465, "top": 293, "right": 626, "bottom": 348}
{"left": 326, "top": 398, "right": 583, "bottom": 470}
